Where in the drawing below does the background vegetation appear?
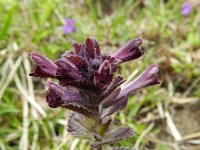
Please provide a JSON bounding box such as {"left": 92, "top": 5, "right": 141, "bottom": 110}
{"left": 0, "top": 0, "right": 200, "bottom": 149}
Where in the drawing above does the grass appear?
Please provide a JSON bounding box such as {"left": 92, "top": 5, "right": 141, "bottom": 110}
{"left": 0, "top": 0, "right": 200, "bottom": 149}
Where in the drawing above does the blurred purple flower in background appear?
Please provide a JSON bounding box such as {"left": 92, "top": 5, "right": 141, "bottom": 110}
{"left": 63, "top": 18, "right": 76, "bottom": 35}
{"left": 182, "top": 1, "right": 192, "bottom": 16}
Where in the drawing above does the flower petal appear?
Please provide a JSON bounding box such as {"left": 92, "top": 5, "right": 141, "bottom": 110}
{"left": 45, "top": 82, "right": 81, "bottom": 107}
{"left": 45, "top": 82, "right": 95, "bottom": 116}
{"left": 94, "top": 60, "right": 113, "bottom": 87}
{"left": 101, "top": 96, "right": 128, "bottom": 119}
{"left": 71, "top": 40, "right": 83, "bottom": 55}
{"left": 29, "top": 52, "right": 57, "bottom": 78}
{"left": 73, "top": 80, "right": 100, "bottom": 93}
{"left": 90, "top": 37, "right": 100, "bottom": 56}
{"left": 118, "top": 64, "right": 160, "bottom": 99}
{"left": 182, "top": 2, "right": 192, "bottom": 16}
{"left": 112, "top": 38, "right": 143, "bottom": 63}
{"left": 63, "top": 18, "right": 76, "bottom": 35}
{"left": 85, "top": 38, "right": 95, "bottom": 59}
{"left": 56, "top": 57, "right": 83, "bottom": 81}
{"left": 102, "top": 76, "right": 125, "bottom": 99}
{"left": 102, "top": 88, "right": 121, "bottom": 108}
{"left": 64, "top": 54, "right": 87, "bottom": 69}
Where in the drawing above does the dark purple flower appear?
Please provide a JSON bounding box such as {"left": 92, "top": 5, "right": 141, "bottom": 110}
{"left": 30, "top": 37, "right": 159, "bottom": 149}
{"left": 182, "top": 2, "right": 192, "bottom": 16}
{"left": 118, "top": 64, "right": 160, "bottom": 99}
{"left": 45, "top": 82, "right": 95, "bottom": 116}
{"left": 63, "top": 18, "right": 76, "bottom": 35}
{"left": 112, "top": 38, "right": 143, "bottom": 63}
{"left": 29, "top": 52, "right": 57, "bottom": 78}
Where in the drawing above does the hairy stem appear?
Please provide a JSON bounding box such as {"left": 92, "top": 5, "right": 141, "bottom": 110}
{"left": 96, "top": 146, "right": 102, "bottom": 150}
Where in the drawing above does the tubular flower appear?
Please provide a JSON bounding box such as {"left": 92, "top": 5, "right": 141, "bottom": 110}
{"left": 118, "top": 64, "right": 160, "bottom": 99}
{"left": 112, "top": 38, "right": 143, "bottom": 63}
{"left": 30, "top": 37, "right": 159, "bottom": 149}
{"left": 30, "top": 52, "right": 58, "bottom": 78}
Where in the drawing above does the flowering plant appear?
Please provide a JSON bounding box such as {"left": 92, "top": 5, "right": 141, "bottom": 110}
{"left": 30, "top": 37, "right": 159, "bottom": 149}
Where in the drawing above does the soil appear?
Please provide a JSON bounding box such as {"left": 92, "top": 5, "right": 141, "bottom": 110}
{"left": 156, "top": 103, "right": 200, "bottom": 150}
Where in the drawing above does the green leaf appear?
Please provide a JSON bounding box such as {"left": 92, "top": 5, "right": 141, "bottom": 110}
{"left": 0, "top": 6, "right": 16, "bottom": 40}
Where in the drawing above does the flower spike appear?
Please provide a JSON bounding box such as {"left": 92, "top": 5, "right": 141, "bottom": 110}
{"left": 30, "top": 37, "right": 159, "bottom": 149}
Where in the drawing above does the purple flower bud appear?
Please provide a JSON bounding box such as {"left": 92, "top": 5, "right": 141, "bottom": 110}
{"left": 118, "top": 64, "right": 160, "bottom": 99}
{"left": 85, "top": 38, "right": 96, "bottom": 58}
{"left": 63, "top": 18, "right": 76, "bottom": 35}
{"left": 85, "top": 37, "right": 101, "bottom": 57}
{"left": 112, "top": 38, "right": 143, "bottom": 63}
{"left": 29, "top": 52, "right": 57, "bottom": 78}
{"left": 94, "top": 60, "right": 113, "bottom": 89}
{"left": 182, "top": 2, "right": 192, "bottom": 16}
{"left": 71, "top": 40, "right": 82, "bottom": 55}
